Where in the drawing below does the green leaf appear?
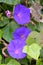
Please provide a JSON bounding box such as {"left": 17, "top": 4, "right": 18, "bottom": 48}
{"left": 36, "top": 59, "right": 43, "bottom": 65}
{"left": 26, "top": 36, "right": 36, "bottom": 45}
{"left": 40, "top": 47, "right": 43, "bottom": 58}
{"left": 19, "top": 58, "right": 28, "bottom": 65}
{"left": 40, "top": 0, "right": 43, "bottom": 6}
{"left": 27, "top": 55, "right": 32, "bottom": 60}
{"left": 7, "top": 59, "right": 21, "bottom": 65}
{"left": 23, "top": 43, "right": 41, "bottom": 60}
{"left": 0, "top": 17, "right": 9, "bottom": 27}
{"left": 0, "top": 64, "right": 6, "bottom": 65}
{"left": 0, "top": 0, "right": 20, "bottom": 5}
{"left": 0, "top": 55, "right": 2, "bottom": 60}
{"left": 27, "top": 23, "right": 36, "bottom": 31}
{"left": 3, "top": 21, "right": 19, "bottom": 42}
{"left": 0, "top": 30, "right": 3, "bottom": 38}
{"left": 5, "top": 56, "right": 11, "bottom": 64}
{"left": 27, "top": 31, "right": 40, "bottom": 44}
{"left": 0, "top": 55, "right": 2, "bottom": 64}
{"left": 23, "top": 45, "right": 28, "bottom": 53}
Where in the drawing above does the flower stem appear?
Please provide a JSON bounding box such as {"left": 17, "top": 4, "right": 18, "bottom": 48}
{"left": 25, "top": 0, "right": 28, "bottom": 7}
{"left": 0, "top": 39, "right": 8, "bottom": 47}
{"left": 2, "top": 47, "right": 8, "bottom": 57}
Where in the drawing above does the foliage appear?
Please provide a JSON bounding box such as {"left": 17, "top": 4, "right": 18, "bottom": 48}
{"left": 23, "top": 43, "right": 41, "bottom": 60}
{"left": 0, "top": 0, "right": 43, "bottom": 65}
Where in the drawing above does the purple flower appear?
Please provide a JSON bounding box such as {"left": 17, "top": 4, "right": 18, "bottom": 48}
{"left": 12, "top": 27, "right": 31, "bottom": 40}
{"left": 7, "top": 39, "right": 26, "bottom": 59}
{"left": 13, "top": 4, "right": 30, "bottom": 25}
{"left": 5, "top": 10, "right": 11, "bottom": 18}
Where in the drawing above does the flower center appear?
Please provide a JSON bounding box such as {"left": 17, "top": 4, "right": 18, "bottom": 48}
{"left": 15, "top": 49, "right": 19, "bottom": 54}
{"left": 17, "top": 13, "right": 21, "bottom": 18}
{"left": 21, "top": 35, "right": 24, "bottom": 38}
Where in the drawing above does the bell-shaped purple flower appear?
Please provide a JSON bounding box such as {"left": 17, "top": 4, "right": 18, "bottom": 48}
{"left": 12, "top": 27, "right": 31, "bottom": 40}
{"left": 7, "top": 39, "right": 26, "bottom": 59}
{"left": 13, "top": 4, "right": 30, "bottom": 25}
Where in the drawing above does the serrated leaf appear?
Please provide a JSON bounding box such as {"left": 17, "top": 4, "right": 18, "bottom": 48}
{"left": 23, "top": 43, "right": 41, "bottom": 60}
{"left": 0, "top": 0, "right": 20, "bottom": 5}
{"left": 7, "top": 59, "right": 20, "bottom": 65}
{"left": 3, "top": 21, "right": 19, "bottom": 42}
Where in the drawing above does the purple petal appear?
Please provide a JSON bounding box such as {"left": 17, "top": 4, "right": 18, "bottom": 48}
{"left": 7, "top": 39, "right": 26, "bottom": 59}
{"left": 12, "top": 27, "right": 31, "bottom": 40}
{"left": 13, "top": 4, "right": 30, "bottom": 25}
